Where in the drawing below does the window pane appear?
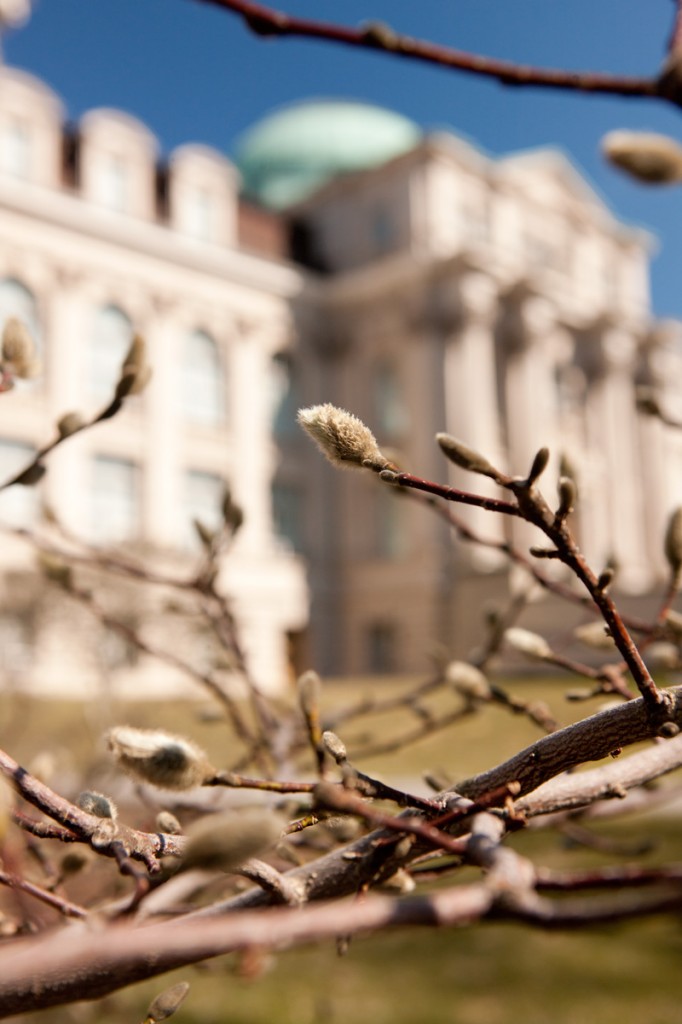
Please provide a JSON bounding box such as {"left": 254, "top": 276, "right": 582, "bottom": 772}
{"left": 273, "top": 481, "right": 303, "bottom": 553}
{"left": 90, "top": 306, "right": 132, "bottom": 402}
{"left": 270, "top": 352, "right": 298, "bottom": 437}
{"left": 374, "top": 362, "right": 407, "bottom": 439}
{"left": 183, "top": 469, "right": 224, "bottom": 548}
{"left": 91, "top": 456, "right": 138, "bottom": 543}
{"left": 0, "top": 439, "right": 39, "bottom": 526}
{"left": 182, "top": 330, "right": 224, "bottom": 425}
{"left": 366, "top": 622, "right": 397, "bottom": 674}
{"left": 1, "top": 118, "right": 31, "bottom": 178}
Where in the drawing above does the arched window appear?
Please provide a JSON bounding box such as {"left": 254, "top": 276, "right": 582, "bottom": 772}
{"left": 182, "top": 329, "right": 224, "bottom": 426}
{"left": 90, "top": 305, "right": 133, "bottom": 402}
{"left": 0, "top": 278, "right": 40, "bottom": 350}
{"left": 90, "top": 455, "right": 139, "bottom": 543}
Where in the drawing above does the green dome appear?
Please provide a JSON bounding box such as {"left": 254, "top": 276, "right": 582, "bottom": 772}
{"left": 235, "top": 100, "right": 421, "bottom": 209}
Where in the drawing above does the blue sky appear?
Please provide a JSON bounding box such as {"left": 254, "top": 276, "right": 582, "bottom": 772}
{"left": 6, "top": 1, "right": 682, "bottom": 317}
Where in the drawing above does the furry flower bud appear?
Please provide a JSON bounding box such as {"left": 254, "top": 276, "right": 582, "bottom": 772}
{"left": 602, "top": 131, "right": 682, "bottom": 185}
{"left": 298, "top": 404, "right": 388, "bottom": 471}
{"left": 181, "top": 808, "right": 281, "bottom": 872}
{"left": 504, "top": 627, "right": 551, "bottom": 660}
{"left": 106, "top": 726, "right": 215, "bottom": 790}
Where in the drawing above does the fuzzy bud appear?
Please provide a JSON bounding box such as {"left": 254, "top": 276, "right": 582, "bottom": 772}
{"left": 56, "top": 411, "right": 86, "bottom": 439}
{"left": 602, "top": 130, "right": 682, "bottom": 185}
{"left": 1, "top": 317, "right": 40, "bottom": 378}
{"left": 574, "top": 621, "right": 616, "bottom": 650}
{"left": 106, "top": 726, "right": 215, "bottom": 791}
{"left": 144, "top": 981, "right": 190, "bottom": 1023}
{"left": 298, "top": 404, "right": 388, "bottom": 471}
{"left": 181, "top": 808, "right": 281, "bottom": 873}
{"left": 322, "top": 730, "right": 347, "bottom": 764}
{"left": 445, "top": 661, "right": 491, "bottom": 701}
{"left": 556, "top": 476, "right": 576, "bottom": 519}
{"left": 664, "top": 507, "right": 682, "bottom": 578}
{"left": 504, "top": 627, "right": 551, "bottom": 660}
{"left": 436, "top": 433, "right": 503, "bottom": 482}
{"left": 77, "top": 790, "right": 117, "bottom": 820}
{"left": 526, "top": 447, "right": 550, "bottom": 486}
{"left": 156, "top": 810, "right": 182, "bottom": 835}
{"left": 297, "top": 670, "right": 321, "bottom": 717}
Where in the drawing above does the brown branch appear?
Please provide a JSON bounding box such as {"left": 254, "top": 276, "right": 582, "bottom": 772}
{"left": 196, "top": 0, "right": 659, "bottom": 100}
{"left": 0, "top": 869, "right": 88, "bottom": 919}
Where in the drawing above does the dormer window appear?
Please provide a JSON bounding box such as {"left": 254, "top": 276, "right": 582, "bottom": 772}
{"left": 98, "top": 153, "right": 128, "bottom": 212}
{"left": 1, "top": 117, "right": 30, "bottom": 178}
{"left": 186, "top": 187, "right": 214, "bottom": 241}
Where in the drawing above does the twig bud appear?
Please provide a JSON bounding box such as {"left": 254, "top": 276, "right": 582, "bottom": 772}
{"left": 504, "top": 627, "right": 551, "bottom": 660}
{"left": 298, "top": 404, "right": 388, "bottom": 471}
{"left": 56, "top": 411, "right": 86, "bottom": 439}
{"left": 436, "top": 433, "right": 504, "bottom": 483}
{"left": 156, "top": 810, "right": 182, "bottom": 835}
{"left": 144, "top": 981, "right": 190, "bottom": 1023}
{"left": 574, "top": 621, "right": 616, "bottom": 650}
{"left": 106, "top": 726, "right": 215, "bottom": 790}
{"left": 297, "top": 670, "right": 321, "bottom": 717}
{"left": 77, "top": 790, "right": 117, "bottom": 820}
{"left": 526, "top": 447, "right": 550, "bottom": 486}
{"left": 602, "top": 130, "right": 682, "bottom": 184}
{"left": 322, "top": 730, "right": 348, "bottom": 764}
{"left": 1, "top": 317, "right": 40, "bottom": 378}
{"left": 664, "top": 507, "right": 682, "bottom": 579}
{"left": 556, "top": 476, "right": 576, "bottom": 519}
{"left": 445, "top": 661, "right": 491, "bottom": 701}
{"left": 181, "top": 808, "right": 281, "bottom": 873}
{"left": 119, "top": 333, "right": 152, "bottom": 395}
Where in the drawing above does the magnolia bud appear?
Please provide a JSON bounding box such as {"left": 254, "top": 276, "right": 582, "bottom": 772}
{"left": 144, "top": 981, "right": 190, "bottom": 1023}
{"left": 56, "top": 411, "right": 86, "bottom": 439}
{"left": 322, "top": 730, "right": 347, "bottom": 764}
{"left": 106, "top": 726, "right": 215, "bottom": 790}
{"left": 298, "top": 404, "right": 388, "bottom": 471}
{"left": 504, "top": 627, "right": 551, "bottom": 660}
{"left": 602, "top": 130, "right": 682, "bottom": 185}
{"left": 445, "top": 661, "right": 491, "bottom": 701}
{"left": 574, "top": 621, "right": 616, "bottom": 650}
{"left": 664, "top": 507, "right": 682, "bottom": 577}
{"left": 77, "top": 791, "right": 117, "bottom": 820}
{"left": 181, "top": 808, "right": 281, "bottom": 873}
{"left": 436, "top": 433, "right": 502, "bottom": 481}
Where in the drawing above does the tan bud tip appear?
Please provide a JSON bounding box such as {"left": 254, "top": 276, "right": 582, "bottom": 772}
{"left": 504, "top": 627, "right": 552, "bottom": 660}
{"left": 298, "top": 404, "right": 388, "bottom": 471}
{"left": 602, "top": 130, "right": 682, "bottom": 185}
{"left": 77, "top": 790, "right": 117, "bottom": 820}
{"left": 664, "top": 506, "right": 682, "bottom": 576}
{"left": 445, "top": 661, "right": 491, "bottom": 701}
{"left": 322, "top": 729, "right": 348, "bottom": 764}
{"left": 56, "top": 411, "right": 86, "bottom": 439}
{"left": 436, "top": 433, "right": 502, "bottom": 481}
{"left": 145, "top": 981, "right": 191, "bottom": 1023}
{"left": 1, "top": 316, "right": 39, "bottom": 378}
{"left": 298, "top": 670, "right": 321, "bottom": 716}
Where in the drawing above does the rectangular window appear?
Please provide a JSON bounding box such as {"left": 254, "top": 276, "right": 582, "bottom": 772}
{"left": 2, "top": 118, "right": 31, "bottom": 178}
{"left": 366, "top": 622, "right": 397, "bottom": 675}
{"left": 183, "top": 469, "right": 224, "bottom": 549}
{"left": 272, "top": 481, "right": 304, "bottom": 553}
{"left": 91, "top": 456, "right": 139, "bottom": 543}
{"left": 0, "top": 439, "right": 39, "bottom": 527}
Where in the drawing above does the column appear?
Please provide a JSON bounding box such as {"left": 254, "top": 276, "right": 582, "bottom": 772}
{"left": 442, "top": 270, "right": 506, "bottom": 561}
{"left": 585, "top": 325, "right": 650, "bottom": 591}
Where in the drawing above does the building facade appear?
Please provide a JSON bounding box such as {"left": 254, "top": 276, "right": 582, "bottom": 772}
{"left": 0, "top": 65, "right": 681, "bottom": 692}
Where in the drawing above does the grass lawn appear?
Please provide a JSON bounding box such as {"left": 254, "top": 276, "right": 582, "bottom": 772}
{"left": 2, "top": 678, "right": 682, "bottom": 1023}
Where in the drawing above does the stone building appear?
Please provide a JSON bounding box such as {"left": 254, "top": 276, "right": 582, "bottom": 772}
{"left": 0, "top": 62, "right": 681, "bottom": 692}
